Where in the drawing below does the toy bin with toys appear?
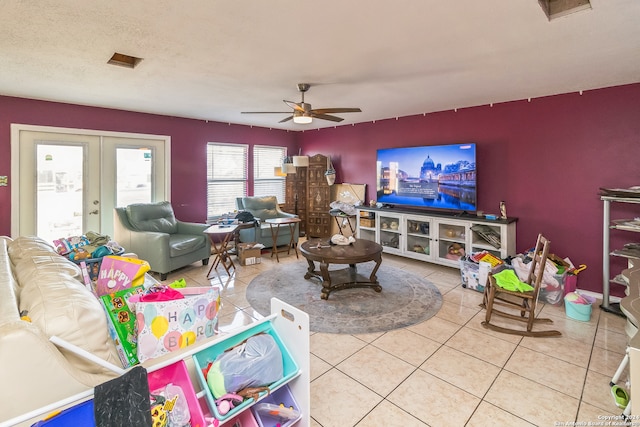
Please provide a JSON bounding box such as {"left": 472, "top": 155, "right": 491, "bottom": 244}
{"left": 30, "top": 400, "right": 95, "bottom": 426}
{"left": 251, "top": 384, "right": 301, "bottom": 427}
{"left": 460, "top": 252, "right": 507, "bottom": 293}
{"left": 147, "top": 359, "right": 206, "bottom": 427}
{"left": 225, "top": 408, "right": 260, "bottom": 427}
{"left": 192, "top": 320, "right": 299, "bottom": 422}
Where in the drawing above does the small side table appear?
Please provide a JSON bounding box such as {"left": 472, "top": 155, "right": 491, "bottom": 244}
{"left": 264, "top": 217, "right": 301, "bottom": 262}
{"left": 204, "top": 224, "right": 239, "bottom": 278}
{"left": 330, "top": 211, "right": 356, "bottom": 236}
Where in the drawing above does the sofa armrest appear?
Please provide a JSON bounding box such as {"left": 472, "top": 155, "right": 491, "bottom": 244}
{"left": 0, "top": 321, "right": 118, "bottom": 422}
{"left": 118, "top": 230, "right": 171, "bottom": 270}
{"left": 176, "top": 221, "right": 211, "bottom": 235}
{"left": 274, "top": 203, "right": 298, "bottom": 219}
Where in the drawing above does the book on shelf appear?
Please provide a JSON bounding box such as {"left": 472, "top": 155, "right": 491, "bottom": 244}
{"left": 612, "top": 218, "right": 640, "bottom": 231}
{"left": 600, "top": 186, "right": 640, "bottom": 198}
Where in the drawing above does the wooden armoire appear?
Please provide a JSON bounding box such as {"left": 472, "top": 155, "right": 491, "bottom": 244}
{"left": 283, "top": 162, "right": 307, "bottom": 237}
{"left": 284, "top": 154, "right": 332, "bottom": 238}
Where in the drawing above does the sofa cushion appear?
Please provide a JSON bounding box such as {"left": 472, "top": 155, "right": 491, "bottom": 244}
{"left": 14, "top": 252, "right": 122, "bottom": 372}
{"left": 126, "top": 201, "right": 178, "bottom": 234}
{"left": 7, "top": 236, "right": 58, "bottom": 262}
{"left": 169, "top": 234, "right": 207, "bottom": 257}
{"left": 242, "top": 196, "right": 280, "bottom": 220}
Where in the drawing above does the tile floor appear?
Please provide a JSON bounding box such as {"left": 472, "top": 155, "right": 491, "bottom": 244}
{"left": 163, "top": 243, "right": 630, "bottom": 427}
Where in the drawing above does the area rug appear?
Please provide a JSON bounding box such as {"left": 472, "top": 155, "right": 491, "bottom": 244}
{"left": 246, "top": 262, "right": 442, "bottom": 334}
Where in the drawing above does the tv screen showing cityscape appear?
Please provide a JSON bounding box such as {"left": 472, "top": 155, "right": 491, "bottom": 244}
{"left": 376, "top": 143, "right": 477, "bottom": 212}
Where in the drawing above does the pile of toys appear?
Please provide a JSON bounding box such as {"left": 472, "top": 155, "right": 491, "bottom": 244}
{"left": 53, "top": 231, "right": 125, "bottom": 261}
{"left": 53, "top": 232, "right": 126, "bottom": 288}
{"left": 461, "top": 246, "right": 584, "bottom": 306}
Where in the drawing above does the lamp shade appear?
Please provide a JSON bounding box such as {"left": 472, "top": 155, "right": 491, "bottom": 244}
{"left": 282, "top": 163, "right": 296, "bottom": 174}
{"left": 292, "top": 155, "right": 309, "bottom": 167}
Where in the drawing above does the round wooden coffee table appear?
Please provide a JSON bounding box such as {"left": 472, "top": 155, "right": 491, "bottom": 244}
{"left": 299, "top": 239, "right": 383, "bottom": 300}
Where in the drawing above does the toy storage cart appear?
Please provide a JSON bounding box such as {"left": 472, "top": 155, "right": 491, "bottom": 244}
{"left": 2, "top": 298, "right": 310, "bottom": 427}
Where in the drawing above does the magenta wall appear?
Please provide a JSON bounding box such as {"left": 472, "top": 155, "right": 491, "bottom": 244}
{"left": 1, "top": 84, "right": 639, "bottom": 295}
{"left": 0, "top": 96, "right": 297, "bottom": 229}
{"left": 300, "top": 84, "right": 640, "bottom": 296}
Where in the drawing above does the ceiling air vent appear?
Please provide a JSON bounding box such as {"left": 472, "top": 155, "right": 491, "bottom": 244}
{"left": 107, "top": 52, "right": 142, "bottom": 69}
{"left": 538, "top": 0, "right": 591, "bottom": 20}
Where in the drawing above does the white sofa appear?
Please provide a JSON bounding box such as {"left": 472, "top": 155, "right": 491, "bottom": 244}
{"left": 0, "top": 236, "right": 122, "bottom": 423}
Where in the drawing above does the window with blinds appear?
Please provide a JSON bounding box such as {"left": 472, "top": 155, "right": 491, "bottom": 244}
{"left": 253, "top": 145, "right": 286, "bottom": 203}
{"left": 206, "top": 143, "right": 248, "bottom": 220}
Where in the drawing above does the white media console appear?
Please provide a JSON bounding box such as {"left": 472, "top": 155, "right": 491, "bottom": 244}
{"left": 357, "top": 207, "right": 517, "bottom": 268}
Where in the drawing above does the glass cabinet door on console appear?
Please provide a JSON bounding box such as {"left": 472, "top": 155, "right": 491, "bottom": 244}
{"left": 404, "top": 215, "right": 433, "bottom": 261}
{"left": 378, "top": 212, "right": 403, "bottom": 255}
{"left": 435, "top": 219, "right": 468, "bottom": 267}
{"left": 357, "top": 211, "right": 377, "bottom": 242}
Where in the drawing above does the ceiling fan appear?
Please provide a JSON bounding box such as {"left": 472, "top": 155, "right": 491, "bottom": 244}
{"left": 242, "top": 83, "right": 362, "bottom": 124}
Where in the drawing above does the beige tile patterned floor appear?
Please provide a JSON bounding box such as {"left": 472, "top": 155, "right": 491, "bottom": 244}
{"left": 164, "top": 241, "right": 630, "bottom": 427}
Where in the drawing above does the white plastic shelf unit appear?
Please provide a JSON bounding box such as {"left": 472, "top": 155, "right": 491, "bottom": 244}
{"left": 601, "top": 195, "right": 640, "bottom": 316}
{"left": 357, "top": 207, "right": 517, "bottom": 268}
{"left": 2, "top": 298, "right": 310, "bottom": 427}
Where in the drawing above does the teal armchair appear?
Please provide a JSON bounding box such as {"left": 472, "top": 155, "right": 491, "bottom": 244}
{"left": 113, "top": 201, "right": 211, "bottom": 280}
{"left": 235, "top": 196, "right": 299, "bottom": 249}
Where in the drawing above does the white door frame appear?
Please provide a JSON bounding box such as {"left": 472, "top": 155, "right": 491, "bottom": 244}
{"left": 10, "top": 124, "right": 171, "bottom": 238}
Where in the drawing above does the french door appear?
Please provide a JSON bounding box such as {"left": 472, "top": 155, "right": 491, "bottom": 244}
{"left": 11, "top": 125, "right": 170, "bottom": 243}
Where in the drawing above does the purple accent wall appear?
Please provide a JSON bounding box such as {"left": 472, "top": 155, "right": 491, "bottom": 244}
{"left": 0, "top": 96, "right": 298, "bottom": 228}
{"left": 300, "top": 84, "right": 640, "bottom": 297}
{"left": 1, "top": 83, "right": 639, "bottom": 296}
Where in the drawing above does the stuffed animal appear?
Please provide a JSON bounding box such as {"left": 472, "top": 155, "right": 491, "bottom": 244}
{"left": 446, "top": 243, "right": 465, "bottom": 260}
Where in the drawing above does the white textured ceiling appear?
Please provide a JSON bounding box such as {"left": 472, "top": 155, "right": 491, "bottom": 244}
{"left": 1, "top": 0, "right": 639, "bottom": 131}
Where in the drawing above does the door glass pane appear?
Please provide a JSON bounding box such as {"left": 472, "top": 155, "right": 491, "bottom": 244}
{"left": 36, "top": 143, "right": 84, "bottom": 243}
{"left": 116, "top": 147, "right": 153, "bottom": 207}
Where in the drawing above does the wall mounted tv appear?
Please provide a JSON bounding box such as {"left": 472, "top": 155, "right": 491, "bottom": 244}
{"left": 376, "top": 143, "right": 477, "bottom": 213}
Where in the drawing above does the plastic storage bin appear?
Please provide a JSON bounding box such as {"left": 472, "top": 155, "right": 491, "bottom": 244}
{"left": 251, "top": 385, "right": 301, "bottom": 427}
{"left": 460, "top": 258, "right": 491, "bottom": 292}
{"left": 192, "top": 320, "right": 300, "bottom": 421}
{"left": 564, "top": 293, "right": 595, "bottom": 322}
{"left": 225, "top": 408, "right": 260, "bottom": 427}
{"left": 31, "top": 400, "right": 95, "bottom": 426}
{"left": 539, "top": 272, "right": 567, "bottom": 306}
{"left": 147, "top": 360, "right": 207, "bottom": 427}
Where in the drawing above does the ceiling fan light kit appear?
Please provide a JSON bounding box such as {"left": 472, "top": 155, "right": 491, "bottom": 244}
{"left": 293, "top": 111, "right": 313, "bottom": 124}
{"left": 242, "top": 83, "right": 362, "bottom": 125}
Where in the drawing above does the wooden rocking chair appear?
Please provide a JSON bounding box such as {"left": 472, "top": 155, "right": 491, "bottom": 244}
{"left": 481, "top": 233, "right": 561, "bottom": 337}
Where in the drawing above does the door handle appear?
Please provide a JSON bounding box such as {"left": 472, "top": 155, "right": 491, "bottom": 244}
{"left": 89, "top": 210, "right": 99, "bottom": 215}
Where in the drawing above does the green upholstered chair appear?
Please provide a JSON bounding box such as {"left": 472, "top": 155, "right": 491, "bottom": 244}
{"left": 235, "top": 196, "right": 299, "bottom": 249}
{"left": 113, "top": 201, "right": 211, "bottom": 280}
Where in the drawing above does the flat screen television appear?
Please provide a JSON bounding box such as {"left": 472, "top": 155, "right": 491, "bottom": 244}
{"left": 376, "top": 143, "right": 477, "bottom": 213}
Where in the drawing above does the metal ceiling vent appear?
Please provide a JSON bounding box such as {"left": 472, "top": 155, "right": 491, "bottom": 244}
{"left": 107, "top": 52, "right": 142, "bottom": 69}
{"left": 539, "top": 0, "right": 592, "bottom": 20}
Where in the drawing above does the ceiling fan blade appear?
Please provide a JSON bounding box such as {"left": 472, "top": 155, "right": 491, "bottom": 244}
{"left": 283, "top": 100, "right": 305, "bottom": 112}
{"left": 311, "top": 107, "right": 362, "bottom": 114}
{"left": 278, "top": 115, "right": 294, "bottom": 123}
{"left": 241, "top": 111, "right": 292, "bottom": 114}
{"left": 310, "top": 113, "right": 344, "bottom": 122}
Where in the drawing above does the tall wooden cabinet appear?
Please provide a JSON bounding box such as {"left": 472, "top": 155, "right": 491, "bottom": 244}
{"left": 306, "top": 154, "right": 332, "bottom": 238}
{"left": 284, "top": 165, "right": 307, "bottom": 237}
{"left": 285, "top": 154, "right": 332, "bottom": 238}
